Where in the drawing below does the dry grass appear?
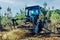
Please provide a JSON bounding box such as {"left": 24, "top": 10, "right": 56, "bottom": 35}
{"left": 2, "top": 29, "right": 30, "bottom": 40}
{"left": 0, "top": 29, "right": 60, "bottom": 40}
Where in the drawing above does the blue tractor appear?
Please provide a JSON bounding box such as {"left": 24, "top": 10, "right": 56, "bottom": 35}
{"left": 12, "top": 5, "right": 48, "bottom": 35}
{"left": 25, "top": 6, "right": 44, "bottom": 34}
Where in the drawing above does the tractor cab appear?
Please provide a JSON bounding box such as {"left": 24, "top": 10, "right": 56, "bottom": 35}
{"left": 25, "top": 5, "right": 42, "bottom": 24}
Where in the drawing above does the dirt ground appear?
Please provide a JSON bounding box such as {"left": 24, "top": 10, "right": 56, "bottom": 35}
{"left": 0, "top": 29, "right": 60, "bottom": 40}
{"left": 24, "top": 37, "right": 60, "bottom": 40}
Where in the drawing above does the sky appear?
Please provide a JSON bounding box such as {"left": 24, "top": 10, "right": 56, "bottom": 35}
{"left": 0, "top": 0, "right": 60, "bottom": 16}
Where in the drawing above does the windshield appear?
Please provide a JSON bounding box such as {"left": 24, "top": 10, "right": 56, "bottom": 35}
{"left": 29, "top": 9, "right": 38, "bottom": 16}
